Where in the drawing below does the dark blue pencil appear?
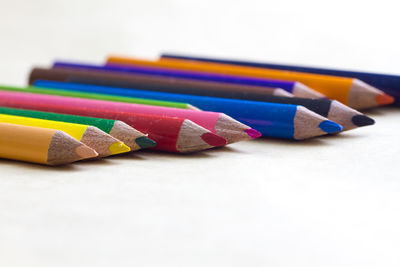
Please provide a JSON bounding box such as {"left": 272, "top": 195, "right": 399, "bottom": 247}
{"left": 52, "top": 61, "right": 324, "bottom": 98}
{"left": 33, "top": 80, "right": 343, "bottom": 140}
{"left": 161, "top": 53, "right": 400, "bottom": 106}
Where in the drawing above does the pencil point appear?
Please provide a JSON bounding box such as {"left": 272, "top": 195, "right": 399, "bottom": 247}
{"left": 75, "top": 144, "right": 99, "bottom": 159}
{"left": 352, "top": 115, "right": 375, "bottom": 127}
{"left": 215, "top": 113, "right": 257, "bottom": 143}
{"left": 318, "top": 120, "right": 343, "bottom": 133}
{"left": 135, "top": 136, "right": 157, "bottom": 149}
{"left": 201, "top": 132, "right": 227, "bottom": 147}
{"left": 177, "top": 119, "right": 227, "bottom": 152}
{"left": 375, "top": 93, "right": 395, "bottom": 106}
{"left": 108, "top": 142, "right": 131, "bottom": 155}
{"left": 245, "top": 128, "right": 261, "bottom": 139}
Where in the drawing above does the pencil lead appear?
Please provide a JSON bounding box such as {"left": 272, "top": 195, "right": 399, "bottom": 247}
{"left": 375, "top": 93, "right": 394, "bottom": 106}
{"left": 135, "top": 136, "right": 157, "bottom": 149}
{"left": 81, "top": 126, "right": 130, "bottom": 157}
{"left": 75, "top": 144, "right": 99, "bottom": 160}
{"left": 215, "top": 113, "right": 257, "bottom": 143}
{"left": 108, "top": 142, "right": 131, "bottom": 155}
{"left": 245, "top": 128, "right": 261, "bottom": 139}
{"left": 351, "top": 115, "right": 375, "bottom": 127}
{"left": 318, "top": 120, "right": 343, "bottom": 134}
{"left": 201, "top": 132, "right": 227, "bottom": 147}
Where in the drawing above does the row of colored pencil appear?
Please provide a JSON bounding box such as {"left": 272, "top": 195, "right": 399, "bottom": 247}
{"left": 0, "top": 53, "right": 397, "bottom": 165}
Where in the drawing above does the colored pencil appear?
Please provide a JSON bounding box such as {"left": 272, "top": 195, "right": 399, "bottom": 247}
{"left": 0, "top": 113, "right": 130, "bottom": 157}
{"left": 29, "top": 66, "right": 298, "bottom": 100}
{"left": 31, "top": 81, "right": 343, "bottom": 139}
{"left": 106, "top": 55, "right": 394, "bottom": 110}
{"left": 34, "top": 80, "right": 374, "bottom": 131}
{"left": 0, "top": 85, "right": 258, "bottom": 144}
{"left": 52, "top": 61, "right": 299, "bottom": 98}
{"left": 163, "top": 55, "right": 400, "bottom": 105}
{"left": 0, "top": 106, "right": 156, "bottom": 150}
{"left": 0, "top": 90, "right": 227, "bottom": 153}
{"left": 0, "top": 122, "right": 98, "bottom": 165}
{"left": 0, "top": 84, "right": 198, "bottom": 112}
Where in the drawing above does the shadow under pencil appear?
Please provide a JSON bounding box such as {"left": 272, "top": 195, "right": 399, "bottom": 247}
{"left": 0, "top": 157, "right": 78, "bottom": 171}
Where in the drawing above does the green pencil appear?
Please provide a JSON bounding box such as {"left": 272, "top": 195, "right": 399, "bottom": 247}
{"left": 0, "top": 106, "right": 156, "bottom": 150}
{"left": 0, "top": 85, "right": 198, "bottom": 110}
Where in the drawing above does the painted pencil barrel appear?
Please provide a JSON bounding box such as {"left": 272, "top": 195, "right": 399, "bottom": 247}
{"left": 32, "top": 81, "right": 342, "bottom": 139}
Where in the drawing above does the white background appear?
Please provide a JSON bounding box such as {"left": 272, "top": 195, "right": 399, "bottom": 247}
{"left": 0, "top": 0, "right": 400, "bottom": 266}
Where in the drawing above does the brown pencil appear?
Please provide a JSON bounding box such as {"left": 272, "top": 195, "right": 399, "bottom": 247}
{"left": 51, "top": 61, "right": 318, "bottom": 97}
{"left": 29, "top": 67, "right": 294, "bottom": 98}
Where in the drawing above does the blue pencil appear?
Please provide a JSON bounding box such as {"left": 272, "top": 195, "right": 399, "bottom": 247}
{"left": 161, "top": 53, "right": 400, "bottom": 106}
{"left": 52, "top": 61, "right": 324, "bottom": 98}
{"left": 33, "top": 80, "right": 343, "bottom": 140}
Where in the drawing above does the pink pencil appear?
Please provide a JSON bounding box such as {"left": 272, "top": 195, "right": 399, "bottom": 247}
{"left": 0, "top": 90, "right": 259, "bottom": 143}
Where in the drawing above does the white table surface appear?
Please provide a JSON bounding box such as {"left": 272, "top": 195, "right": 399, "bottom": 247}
{"left": 1, "top": 1, "right": 400, "bottom": 266}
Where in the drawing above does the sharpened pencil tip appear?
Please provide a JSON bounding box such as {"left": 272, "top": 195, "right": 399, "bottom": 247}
{"left": 245, "top": 128, "right": 262, "bottom": 139}
{"left": 375, "top": 93, "right": 395, "bottom": 106}
{"left": 201, "top": 132, "right": 227, "bottom": 147}
{"left": 318, "top": 120, "right": 343, "bottom": 133}
{"left": 352, "top": 115, "right": 375, "bottom": 127}
{"left": 135, "top": 136, "right": 157, "bottom": 149}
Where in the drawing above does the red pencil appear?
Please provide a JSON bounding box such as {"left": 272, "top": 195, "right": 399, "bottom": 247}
{"left": 0, "top": 90, "right": 227, "bottom": 153}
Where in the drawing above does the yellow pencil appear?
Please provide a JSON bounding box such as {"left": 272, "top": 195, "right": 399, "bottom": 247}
{"left": 0, "top": 114, "right": 130, "bottom": 157}
{"left": 0, "top": 122, "right": 98, "bottom": 165}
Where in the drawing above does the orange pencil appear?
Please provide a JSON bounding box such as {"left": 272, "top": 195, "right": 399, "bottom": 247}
{"left": 0, "top": 122, "right": 98, "bottom": 165}
{"left": 107, "top": 56, "right": 394, "bottom": 110}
